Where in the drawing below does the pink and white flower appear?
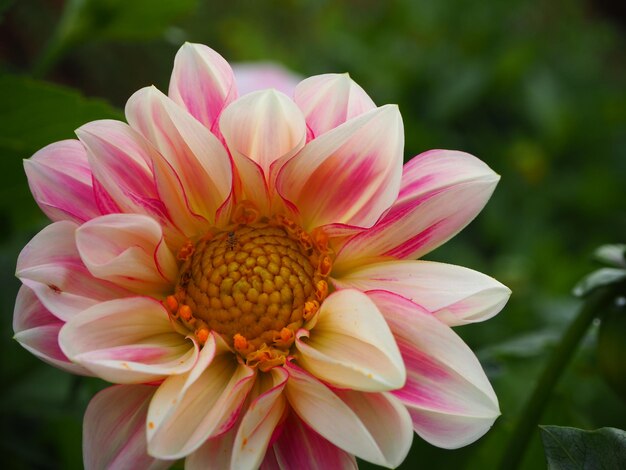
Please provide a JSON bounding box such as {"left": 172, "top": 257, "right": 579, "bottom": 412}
{"left": 14, "top": 42, "right": 510, "bottom": 469}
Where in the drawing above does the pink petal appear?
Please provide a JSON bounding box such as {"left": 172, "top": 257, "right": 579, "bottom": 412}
{"left": 397, "top": 149, "right": 498, "bottom": 205}
{"left": 83, "top": 384, "right": 171, "bottom": 470}
{"left": 294, "top": 73, "right": 376, "bottom": 139}
{"left": 148, "top": 333, "right": 256, "bottom": 460}
{"left": 76, "top": 213, "right": 178, "bottom": 297}
{"left": 334, "top": 260, "right": 510, "bottom": 326}
{"left": 13, "top": 285, "right": 91, "bottom": 376}
{"left": 233, "top": 62, "right": 302, "bottom": 97}
{"left": 219, "top": 90, "right": 306, "bottom": 213}
{"left": 334, "top": 390, "right": 413, "bottom": 468}
{"left": 185, "top": 425, "right": 237, "bottom": 470}
{"left": 276, "top": 105, "right": 403, "bottom": 231}
{"left": 16, "top": 221, "right": 128, "bottom": 321}
{"left": 334, "top": 150, "right": 500, "bottom": 271}
{"left": 168, "top": 42, "right": 237, "bottom": 135}
{"left": 369, "top": 290, "right": 500, "bottom": 449}
{"left": 295, "top": 289, "right": 405, "bottom": 392}
{"left": 24, "top": 140, "right": 101, "bottom": 223}
{"left": 126, "top": 86, "right": 232, "bottom": 225}
{"left": 232, "top": 367, "right": 289, "bottom": 469}
{"left": 59, "top": 297, "right": 197, "bottom": 384}
{"left": 284, "top": 362, "right": 406, "bottom": 467}
{"left": 269, "top": 411, "right": 357, "bottom": 470}
{"left": 75, "top": 121, "right": 173, "bottom": 223}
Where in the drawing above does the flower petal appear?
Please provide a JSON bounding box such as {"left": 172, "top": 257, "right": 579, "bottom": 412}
{"left": 185, "top": 426, "right": 237, "bottom": 470}
{"left": 294, "top": 73, "right": 375, "bottom": 138}
{"left": 334, "top": 151, "right": 500, "bottom": 271}
{"left": 397, "top": 149, "right": 498, "bottom": 205}
{"left": 76, "top": 214, "right": 178, "bottom": 297}
{"left": 334, "top": 260, "right": 510, "bottom": 326}
{"left": 334, "top": 390, "right": 413, "bottom": 468}
{"left": 13, "top": 285, "right": 91, "bottom": 375}
{"left": 269, "top": 411, "right": 357, "bottom": 470}
{"left": 233, "top": 62, "right": 302, "bottom": 97}
{"left": 59, "top": 297, "right": 197, "bottom": 384}
{"left": 295, "top": 289, "right": 405, "bottom": 392}
{"left": 284, "top": 363, "right": 407, "bottom": 467}
{"left": 126, "top": 86, "right": 232, "bottom": 225}
{"left": 232, "top": 368, "right": 288, "bottom": 470}
{"left": 277, "top": 105, "right": 403, "bottom": 230}
{"left": 83, "top": 385, "right": 170, "bottom": 470}
{"left": 168, "top": 42, "right": 237, "bottom": 135}
{"left": 219, "top": 89, "right": 306, "bottom": 212}
{"left": 76, "top": 120, "right": 189, "bottom": 239}
{"left": 24, "top": 140, "right": 101, "bottom": 223}
{"left": 369, "top": 290, "right": 500, "bottom": 449}
{"left": 148, "top": 333, "right": 256, "bottom": 459}
{"left": 16, "top": 221, "right": 128, "bottom": 321}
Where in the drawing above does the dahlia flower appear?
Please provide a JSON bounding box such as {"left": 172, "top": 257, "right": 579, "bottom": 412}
{"left": 14, "top": 43, "right": 511, "bottom": 469}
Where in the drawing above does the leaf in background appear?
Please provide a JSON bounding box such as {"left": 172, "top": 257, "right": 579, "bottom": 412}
{"left": 56, "top": 0, "right": 198, "bottom": 45}
{"left": 540, "top": 426, "right": 626, "bottom": 469}
{"left": 594, "top": 244, "right": 626, "bottom": 268}
{"left": 0, "top": 73, "right": 122, "bottom": 232}
{"left": 573, "top": 268, "right": 626, "bottom": 297}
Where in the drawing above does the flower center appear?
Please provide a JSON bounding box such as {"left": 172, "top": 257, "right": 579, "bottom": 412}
{"left": 166, "top": 216, "right": 331, "bottom": 370}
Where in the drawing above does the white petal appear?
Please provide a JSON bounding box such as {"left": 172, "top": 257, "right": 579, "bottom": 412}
{"left": 334, "top": 260, "right": 510, "bottom": 326}
{"left": 369, "top": 290, "right": 500, "bottom": 449}
{"left": 83, "top": 385, "right": 171, "bottom": 470}
{"left": 284, "top": 363, "right": 407, "bottom": 467}
{"left": 147, "top": 333, "right": 256, "bottom": 459}
{"left": 24, "top": 139, "right": 101, "bottom": 223}
{"left": 294, "top": 73, "right": 376, "bottom": 138}
{"left": 232, "top": 368, "right": 288, "bottom": 469}
{"left": 295, "top": 289, "right": 405, "bottom": 392}
{"left": 219, "top": 89, "right": 306, "bottom": 212}
{"left": 59, "top": 297, "right": 197, "bottom": 384}
{"left": 13, "top": 285, "right": 92, "bottom": 376}
{"left": 16, "top": 221, "right": 128, "bottom": 321}
{"left": 76, "top": 213, "right": 178, "bottom": 296}
{"left": 276, "top": 105, "right": 403, "bottom": 231}
{"left": 168, "top": 42, "right": 237, "bottom": 134}
{"left": 126, "top": 86, "right": 232, "bottom": 225}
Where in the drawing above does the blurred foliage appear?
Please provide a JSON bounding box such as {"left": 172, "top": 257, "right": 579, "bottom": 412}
{"left": 540, "top": 425, "right": 626, "bottom": 468}
{"left": 0, "top": 0, "right": 625, "bottom": 469}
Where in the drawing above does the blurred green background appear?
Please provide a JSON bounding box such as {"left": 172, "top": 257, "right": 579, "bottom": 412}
{"left": 1, "top": 0, "right": 625, "bottom": 468}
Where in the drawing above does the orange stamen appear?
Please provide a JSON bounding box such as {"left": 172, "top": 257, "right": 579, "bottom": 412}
{"left": 304, "top": 300, "right": 319, "bottom": 321}
{"left": 315, "top": 280, "right": 328, "bottom": 301}
{"left": 165, "top": 295, "right": 178, "bottom": 312}
{"left": 234, "top": 333, "right": 249, "bottom": 352}
{"left": 195, "top": 327, "right": 209, "bottom": 345}
{"left": 318, "top": 255, "right": 332, "bottom": 276}
{"left": 178, "top": 304, "right": 193, "bottom": 322}
{"left": 312, "top": 228, "right": 329, "bottom": 251}
{"left": 177, "top": 240, "right": 195, "bottom": 261}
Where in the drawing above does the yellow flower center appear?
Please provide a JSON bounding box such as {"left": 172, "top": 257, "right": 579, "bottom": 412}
{"left": 166, "top": 216, "right": 332, "bottom": 370}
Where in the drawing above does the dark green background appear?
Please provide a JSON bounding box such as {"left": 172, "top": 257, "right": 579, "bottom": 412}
{"left": 1, "top": 0, "right": 625, "bottom": 468}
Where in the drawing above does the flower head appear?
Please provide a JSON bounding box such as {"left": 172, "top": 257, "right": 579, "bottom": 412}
{"left": 14, "top": 42, "right": 511, "bottom": 469}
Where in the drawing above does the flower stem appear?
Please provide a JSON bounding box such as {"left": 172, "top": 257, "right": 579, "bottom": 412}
{"left": 498, "top": 286, "right": 617, "bottom": 469}
{"left": 32, "top": 0, "right": 84, "bottom": 78}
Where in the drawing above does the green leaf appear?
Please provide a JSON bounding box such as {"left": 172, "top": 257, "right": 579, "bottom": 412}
{"left": 61, "top": 0, "right": 198, "bottom": 44}
{"left": 0, "top": 73, "right": 122, "bottom": 232}
{"left": 594, "top": 244, "right": 626, "bottom": 268}
{"left": 540, "top": 426, "right": 626, "bottom": 469}
{"left": 573, "top": 268, "right": 626, "bottom": 297}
